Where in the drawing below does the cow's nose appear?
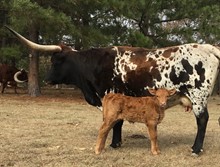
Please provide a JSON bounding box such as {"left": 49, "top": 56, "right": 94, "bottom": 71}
{"left": 160, "top": 102, "right": 166, "bottom": 108}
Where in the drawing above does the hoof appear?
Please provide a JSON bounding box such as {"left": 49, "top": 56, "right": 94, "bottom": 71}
{"left": 191, "top": 148, "right": 204, "bottom": 154}
{"left": 191, "top": 149, "right": 203, "bottom": 157}
{"left": 152, "top": 152, "right": 160, "bottom": 155}
{"left": 95, "top": 148, "right": 102, "bottom": 155}
{"left": 95, "top": 150, "right": 101, "bottom": 155}
{"left": 191, "top": 153, "right": 199, "bottom": 157}
{"left": 95, "top": 146, "right": 102, "bottom": 155}
{"left": 110, "top": 142, "right": 121, "bottom": 148}
{"left": 151, "top": 150, "right": 161, "bottom": 155}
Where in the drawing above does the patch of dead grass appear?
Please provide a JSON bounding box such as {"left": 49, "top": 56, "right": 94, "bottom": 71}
{"left": 0, "top": 88, "right": 219, "bottom": 167}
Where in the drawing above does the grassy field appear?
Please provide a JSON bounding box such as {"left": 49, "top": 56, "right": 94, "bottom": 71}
{"left": 0, "top": 88, "right": 219, "bottom": 167}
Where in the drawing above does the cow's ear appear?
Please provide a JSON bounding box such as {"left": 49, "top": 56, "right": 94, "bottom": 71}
{"left": 148, "top": 89, "right": 156, "bottom": 95}
{"left": 169, "top": 88, "right": 176, "bottom": 96}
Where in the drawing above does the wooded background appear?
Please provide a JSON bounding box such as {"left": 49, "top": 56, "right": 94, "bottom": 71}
{"left": 0, "top": 0, "right": 220, "bottom": 96}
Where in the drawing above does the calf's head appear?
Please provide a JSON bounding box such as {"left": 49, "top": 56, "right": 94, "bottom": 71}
{"left": 148, "top": 88, "right": 176, "bottom": 108}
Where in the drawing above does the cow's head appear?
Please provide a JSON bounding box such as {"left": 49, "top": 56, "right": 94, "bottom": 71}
{"left": 5, "top": 26, "right": 77, "bottom": 85}
{"left": 45, "top": 46, "right": 78, "bottom": 85}
{"left": 14, "top": 69, "right": 28, "bottom": 83}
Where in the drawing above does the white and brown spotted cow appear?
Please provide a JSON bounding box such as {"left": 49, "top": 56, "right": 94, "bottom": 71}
{"left": 6, "top": 26, "right": 220, "bottom": 156}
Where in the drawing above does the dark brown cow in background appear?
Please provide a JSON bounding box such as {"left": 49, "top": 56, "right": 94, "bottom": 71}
{"left": 0, "top": 64, "right": 28, "bottom": 93}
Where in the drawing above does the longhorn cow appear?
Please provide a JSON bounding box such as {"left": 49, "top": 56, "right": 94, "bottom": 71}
{"left": 5, "top": 26, "right": 220, "bottom": 156}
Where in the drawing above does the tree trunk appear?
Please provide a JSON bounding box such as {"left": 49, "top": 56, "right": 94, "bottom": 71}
{"left": 28, "top": 25, "right": 41, "bottom": 97}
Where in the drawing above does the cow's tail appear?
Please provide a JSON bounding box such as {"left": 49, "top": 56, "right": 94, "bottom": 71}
{"left": 209, "top": 44, "right": 220, "bottom": 95}
{"left": 196, "top": 44, "right": 220, "bottom": 95}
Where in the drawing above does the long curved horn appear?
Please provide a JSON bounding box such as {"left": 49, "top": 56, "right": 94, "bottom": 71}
{"left": 14, "top": 71, "right": 27, "bottom": 83}
{"left": 5, "top": 26, "right": 62, "bottom": 52}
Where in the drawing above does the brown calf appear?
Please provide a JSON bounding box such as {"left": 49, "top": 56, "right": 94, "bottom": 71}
{"left": 95, "top": 88, "right": 176, "bottom": 155}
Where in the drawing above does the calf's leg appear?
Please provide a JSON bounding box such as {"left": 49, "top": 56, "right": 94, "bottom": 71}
{"left": 95, "top": 120, "right": 117, "bottom": 154}
{"left": 147, "top": 121, "right": 160, "bottom": 155}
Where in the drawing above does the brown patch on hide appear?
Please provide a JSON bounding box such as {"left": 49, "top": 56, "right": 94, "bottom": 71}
{"left": 162, "top": 47, "right": 178, "bottom": 58}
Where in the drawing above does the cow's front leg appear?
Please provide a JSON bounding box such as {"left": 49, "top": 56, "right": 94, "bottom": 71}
{"left": 110, "top": 120, "right": 123, "bottom": 148}
{"left": 1, "top": 82, "right": 7, "bottom": 93}
{"left": 191, "top": 107, "right": 209, "bottom": 156}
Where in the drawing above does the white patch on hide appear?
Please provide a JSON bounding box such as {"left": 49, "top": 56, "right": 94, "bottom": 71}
{"left": 113, "top": 47, "right": 137, "bottom": 82}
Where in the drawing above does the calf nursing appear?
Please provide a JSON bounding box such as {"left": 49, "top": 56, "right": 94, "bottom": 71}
{"left": 95, "top": 88, "right": 176, "bottom": 155}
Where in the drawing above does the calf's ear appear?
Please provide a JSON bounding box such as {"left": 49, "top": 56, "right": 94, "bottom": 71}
{"left": 148, "top": 89, "right": 156, "bottom": 95}
{"left": 169, "top": 89, "right": 176, "bottom": 96}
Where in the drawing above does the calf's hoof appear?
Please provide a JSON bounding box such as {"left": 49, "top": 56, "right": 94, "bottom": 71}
{"left": 95, "top": 149, "right": 101, "bottom": 155}
{"left": 151, "top": 150, "right": 161, "bottom": 155}
{"left": 95, "top": 146, "right": 102, "bottom": 155}
{"left": 95, "top": 150, "right": 101, "bottom": 155}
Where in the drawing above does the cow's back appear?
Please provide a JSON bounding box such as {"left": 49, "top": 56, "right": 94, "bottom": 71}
{"left": 0, "top": 64, "right": 19, "bottom": 82}
{"left": 103, "top": 93, "right": 157, "bottom": 123}
{"left": 0, "top": 64, "right": 8, "bottom": 82}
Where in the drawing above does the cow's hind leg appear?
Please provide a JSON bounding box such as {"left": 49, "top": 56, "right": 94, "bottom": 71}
{"left": 110, "top": 120, "right": 123, "bottom": 148}
{"left": 191, "top": 107, "right": 209, "bottom": 156}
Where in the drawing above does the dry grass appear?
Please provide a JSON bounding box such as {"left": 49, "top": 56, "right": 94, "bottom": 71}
{"left": 0, "top": 88, "right": 219, "bottom": 167}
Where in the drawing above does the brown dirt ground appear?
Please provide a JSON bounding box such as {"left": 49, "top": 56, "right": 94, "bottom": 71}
{"left": 0, "top": 87, "right": 219, "bottom": 167}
